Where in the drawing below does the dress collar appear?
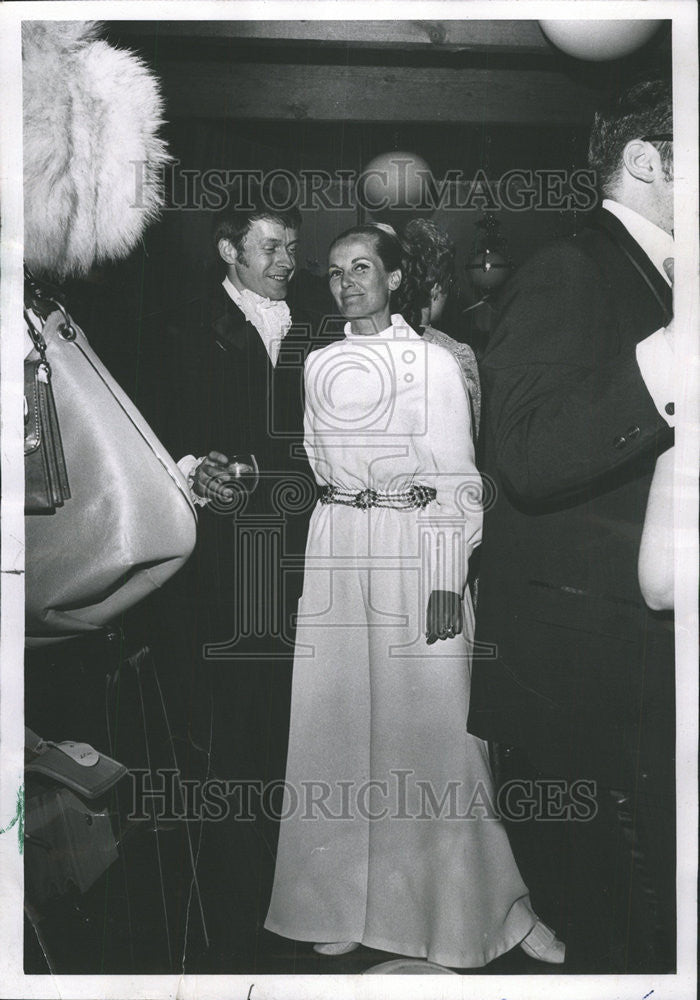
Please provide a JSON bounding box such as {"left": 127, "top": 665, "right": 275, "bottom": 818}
{"left": 343, "top": 313, "right": 417, "bottom": 340}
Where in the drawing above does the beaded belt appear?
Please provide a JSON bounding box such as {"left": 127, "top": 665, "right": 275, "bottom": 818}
{"left": 320, "top": 484, "right": 436, "bottom": 511}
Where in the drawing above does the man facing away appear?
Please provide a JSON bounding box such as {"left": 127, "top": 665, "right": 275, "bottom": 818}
{"left": 468, "top": 79, "right": 676, "bottom": 973}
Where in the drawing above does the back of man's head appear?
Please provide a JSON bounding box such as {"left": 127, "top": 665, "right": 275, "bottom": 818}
{"left": 588, "top": 78, "right": 672, "bottom": 197}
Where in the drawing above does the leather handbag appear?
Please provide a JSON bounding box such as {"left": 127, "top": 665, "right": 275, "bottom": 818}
{"left": 24, "top": 289, "right": 197, "bottom": 646}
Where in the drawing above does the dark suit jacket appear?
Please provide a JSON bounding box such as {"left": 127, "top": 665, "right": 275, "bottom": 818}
{"left": 144, "top": 278, "right": 340, "bottom": 644}
{"left": 468, "top": 209, "right": 675, "bottom": 792}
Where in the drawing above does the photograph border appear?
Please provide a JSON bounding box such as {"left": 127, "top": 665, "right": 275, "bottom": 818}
{"left": 1, "top": 2, "right": 697, "bottom": 998}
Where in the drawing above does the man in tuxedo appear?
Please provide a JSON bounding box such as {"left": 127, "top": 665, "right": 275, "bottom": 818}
{"left": 161, "top": 202, "right": 310, "bottom": 706}
{"left": 142, "top": 201, "right": 337, "bottom": 965}
{"left": 467, "top": 79, "right": 676, "bottom": 972}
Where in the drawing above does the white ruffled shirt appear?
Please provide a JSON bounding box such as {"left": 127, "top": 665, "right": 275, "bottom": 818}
{"left": 222, "top": 276, "right": 292, "bottom": 367}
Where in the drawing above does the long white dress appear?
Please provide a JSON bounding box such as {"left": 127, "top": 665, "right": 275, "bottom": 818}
{"left": 265, "top": 315, "right": 535, "bottom": 967}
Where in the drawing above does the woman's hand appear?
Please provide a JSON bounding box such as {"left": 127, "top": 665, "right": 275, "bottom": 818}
{"left": 426, "top": 590, "right": 463, "bottom": 645}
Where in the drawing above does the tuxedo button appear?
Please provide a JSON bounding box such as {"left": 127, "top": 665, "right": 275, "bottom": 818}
{"left": 665, "top": 402, "right": 675, "bottom": 416}
{"left": 626, "top": 425, "right": 641, "bottom": 440}
{"left": 613, "top": 435, "right": 627, "bottom": 449}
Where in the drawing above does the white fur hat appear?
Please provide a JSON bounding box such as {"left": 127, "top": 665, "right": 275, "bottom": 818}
{"left": 23, "top": 21, "right": 170, "bottom": 279}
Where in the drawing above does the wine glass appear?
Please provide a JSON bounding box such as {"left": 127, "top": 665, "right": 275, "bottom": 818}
{"left": 223, "top": 453, "right": 260, "bottom": 495}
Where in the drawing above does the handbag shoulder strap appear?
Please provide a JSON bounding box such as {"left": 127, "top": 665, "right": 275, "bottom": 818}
{"left": 24, "top": 265, "right": 78, "bottom": 350}
{"left": 24, "top": 307, "right": 48, "bottom": 363}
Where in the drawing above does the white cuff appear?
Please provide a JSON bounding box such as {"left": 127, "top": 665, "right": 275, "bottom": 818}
{"left": 178, "top": 455, "right": 210, "bottom": 507}
{"left": 636, "top": 328, "right": 675, "bottom": 427}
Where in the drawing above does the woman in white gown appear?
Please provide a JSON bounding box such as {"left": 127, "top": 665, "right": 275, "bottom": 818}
{"left": 265, "top": 224, "right": 564, "bottom": 968}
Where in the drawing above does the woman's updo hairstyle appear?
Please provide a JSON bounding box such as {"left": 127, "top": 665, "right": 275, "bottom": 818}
{"left": 329, "top": 223, "right": 408, "bottom": 313}
{"left": 400, "top": 219, "right": 456, "bottom": 330}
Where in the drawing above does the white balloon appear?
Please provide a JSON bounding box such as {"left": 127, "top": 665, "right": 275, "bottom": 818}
{"left": 539, "top": 20, "right": 662, "bottom": 61}
{"left": 359, "top": 151, "right": 432, "bottom": 211}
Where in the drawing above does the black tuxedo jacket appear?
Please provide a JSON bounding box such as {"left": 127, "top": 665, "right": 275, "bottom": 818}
{"left": 153, "top": 283, "right": 302, "bottom": 488}
{"left": 145, "top": 279, "right": 340, "bottom": 641}
{"left": 468, "top": 210, "right": 674, "bottom": 791}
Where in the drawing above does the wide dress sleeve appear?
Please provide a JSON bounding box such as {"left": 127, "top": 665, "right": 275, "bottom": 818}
{"left": 420, "top": 345, "right": 483, "bottom": 596}
{"left": 302, "top": 354, "right": 323, "bottom": 486}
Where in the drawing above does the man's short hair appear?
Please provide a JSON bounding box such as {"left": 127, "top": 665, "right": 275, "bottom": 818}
{"left": 214, "top": 202, "right": 302, "bottom": 258}
{"left": 588, "top": 78, "right": 673, "bottom": 196}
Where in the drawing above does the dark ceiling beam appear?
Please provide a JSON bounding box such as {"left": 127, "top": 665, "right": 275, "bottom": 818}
{"left": 156, "top": 60, "right": 598, "bottom": 124}
{"left": 123, "top": 19, "right": 553, "bottom": 54}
